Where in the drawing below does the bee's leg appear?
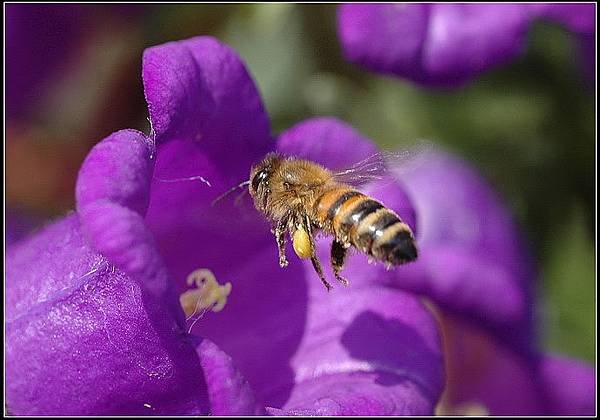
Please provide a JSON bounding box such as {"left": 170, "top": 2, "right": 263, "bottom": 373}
{"left": 304, "top": 215, "right": 332, "bottom": 291}
{"left": 275, "top": 217, "right": 289, "bottom": 268}
{"left": 311, "top": 255, "right": 332, "bottom": 291}
{"left": 331, "top": 240, "right": 350, "bottom": 286}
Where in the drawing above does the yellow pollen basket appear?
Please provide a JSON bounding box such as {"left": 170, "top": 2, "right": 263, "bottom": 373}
{"left": 179, "top": 268, "right": 232, "bottom": 316}
{"left": 293, "top": 228, "right": 313, "bottom": 259}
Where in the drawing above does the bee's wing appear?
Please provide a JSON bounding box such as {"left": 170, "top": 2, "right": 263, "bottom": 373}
{"left": 332, "top": 141, "right": 433, "bottom": 187}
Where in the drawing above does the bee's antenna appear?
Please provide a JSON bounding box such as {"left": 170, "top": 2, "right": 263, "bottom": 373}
{"left": 211, "top": 180, "right": 250, "bottom": 207}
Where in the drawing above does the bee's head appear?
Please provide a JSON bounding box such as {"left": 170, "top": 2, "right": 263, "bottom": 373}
{"left": 249, "top": 153, "right": 282, "bottom": 210}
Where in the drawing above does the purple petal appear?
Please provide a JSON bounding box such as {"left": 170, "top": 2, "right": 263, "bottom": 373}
{"left": 538, "top": 354, "right": 596, "bottom": 416}
{"left": 422, "top": 4, "right": 531, "bottom": 85}
{"left": 283, "top": 286, "right": 444, "bottom": 415}
{"left": 276, "top": 372, "right": 435, "bottom": 416}
{"left": 174, "top": 247, "right": 308, "bottom": 408}
{"left": 196, "top": 338, "right": 265, "bottom": 416}
{"left": 182, "top": 246, "right": 443, "bottom": 415}
{"left": 277, "top": 116, "right": 379, "bottom": 170}
{"left": 76, "top": 129, "right": 153, "bottom": 216}
{"left": 338, "top": 4, "right": 596, "bottom": 87}
{"left": 76, "top": 130, "right": 173, "bottom": 299}
{"left": 340, "top": 4, "right": 586, "bottom": 88}
{"left": 7, "top": 215, "right": 99, "bottom": 317}
{"left": 395, "top": 150, "right": 536, "bottom": 282}
{"left": 6, "top": 215, "right": 208, "bottom": 415}
{"left": 142, "top": 36, "right": 273, "bottom": 183}
{"left": 144, "top": 137, "right": 266, "bottom": 244}
{"left": 337, "top": 4, "right": 431, "bottom": 84}
{"left": 78, "top": 200, "right": 172, "bottom": 299}
{"left": 532, "top": 3, "right": 596, "bottom": 34}
{"left": 338, "top": 4, "right": 532, "bottom": 87}
{"left": 141, "top": 37, "right": 277, "bottom": 243}
{"left": 439, "top": 314, "right": 595, "bottom": 415}
{"left": 439, "top": 313, "right": 544, "bottom": 415}
{"left": 393, "top": 149, "right": 535, "bottom": 348}
{"left": 398, "top": 245, "right": 528, "bottom": 325}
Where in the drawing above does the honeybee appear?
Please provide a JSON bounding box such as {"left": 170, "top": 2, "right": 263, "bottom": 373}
{"left": 246, "top": 152, "right": 418, "bottom": 291}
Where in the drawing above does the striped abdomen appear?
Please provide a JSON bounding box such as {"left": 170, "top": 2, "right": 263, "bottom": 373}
{"left": 314, "top": 188, "right": 417, "bottom": 265}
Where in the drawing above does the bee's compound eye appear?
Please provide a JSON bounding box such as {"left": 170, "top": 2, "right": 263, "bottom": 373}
{"left": 251, "top": 169, "right": 269, "bottom": 192}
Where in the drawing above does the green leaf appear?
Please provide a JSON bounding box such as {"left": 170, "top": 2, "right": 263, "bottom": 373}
{"left": 540, "top": 203, "right": 595, "bottom": 361}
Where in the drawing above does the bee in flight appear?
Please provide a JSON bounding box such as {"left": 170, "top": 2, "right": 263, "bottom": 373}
{"left": 243, "top": 152, "right": 418, "bottom": 291}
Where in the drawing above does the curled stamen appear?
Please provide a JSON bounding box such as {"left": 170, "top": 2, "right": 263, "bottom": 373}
{"left": 179, "top": 268, "right": 232, "bottom": 317}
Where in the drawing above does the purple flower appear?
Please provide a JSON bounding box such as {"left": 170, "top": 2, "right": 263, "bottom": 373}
{"left": 392, "top": 150, "right": 595, "bottom": 415}
{"left": 436, "top": 313, "right": 596, "bottom": 416}
{"left": 6, "top": 36, "right": 444, "bottom": 415}
{"left": 393, "top": 151, "right": 537, "bottom": 350}
{"left": 335, "top": 3, "right": 596, "bottom": 411}
{"left": 337, "top": 3, "right": 595, "bottom": 87}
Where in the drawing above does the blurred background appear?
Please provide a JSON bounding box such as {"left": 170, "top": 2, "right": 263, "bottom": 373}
{"left": 5, "top": 4, "right": 595, "bottom": 362}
